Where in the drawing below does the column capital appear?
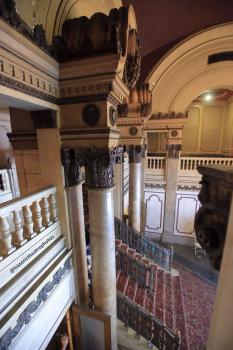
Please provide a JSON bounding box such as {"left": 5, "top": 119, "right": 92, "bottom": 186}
{"left": 166, "top": 144, "right": 181, "bottom": 158}
{"left": 62, "top": 146, "right": 124, "bottom": 189}
{"left": 127, "top": 144, "right": 145, "bottom": 163}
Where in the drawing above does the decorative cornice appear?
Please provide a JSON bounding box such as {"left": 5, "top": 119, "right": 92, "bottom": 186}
{"left": 0, "top": 256, "right": 72, "bottom": 349}
{"left": 0, "top": 73, "right": 58, "bottom": 104}
{"left": 166, "top": 144, "right": 181, "bottom": 158}
{"left": 150, "top": 112, "right": 188, "bottom": 120}
{"left": 7, "top": 131, "right": 38, "bottom": 150}
{"left": 178, "top": 184, "right": 201, "bottom": 191}
{"left": 127, "top": 145, "right": 144, "bottom": 163}
{"left": 52, "top": 7, "right": 130, "bottom": 62}
{"left": 61, "top": 146, "right": 124, "bottom": 189}
{"left": 145, "top": 183, "right": 165, "bottom": 190}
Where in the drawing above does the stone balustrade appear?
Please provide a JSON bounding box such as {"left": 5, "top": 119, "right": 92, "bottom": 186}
{"left": 0, "top": 186, "right": 58, "bottom": 259}
{"left": 145, "top": 155, "right": 233, "bottom": 183}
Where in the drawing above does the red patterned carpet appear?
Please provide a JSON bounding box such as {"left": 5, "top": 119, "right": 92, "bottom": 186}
{"left": 174, "top": 262, "right": 216, "bottom": 350}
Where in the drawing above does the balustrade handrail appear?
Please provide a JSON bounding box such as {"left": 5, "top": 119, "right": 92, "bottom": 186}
{"left": 117, "top": 291, "right": 180, "bottom": 350}
{"left": 115, "top": 218, "right": 173, "bottom": 271}
{"left": 0, "top": 186, "right": 58, "bottom": 258}
{"left": 179, "top": 156, "right": 233, "bottom": 171}
{"left": 116, "top": 247, "right": 156, "bottom": 293}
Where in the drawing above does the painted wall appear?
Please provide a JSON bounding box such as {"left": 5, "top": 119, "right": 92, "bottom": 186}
{"left": 181, "top": 100, "right": 232, "bottom": 155}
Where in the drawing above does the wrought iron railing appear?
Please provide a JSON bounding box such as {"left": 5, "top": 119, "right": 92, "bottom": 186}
{"left": 115, "top": 218, "right": 173, "bottom": 271}
{"left": 117, "top": 291, "right": 180, "bottom": 350}
{"left": 116, "top": 248, "right": 156, "bottom": 293}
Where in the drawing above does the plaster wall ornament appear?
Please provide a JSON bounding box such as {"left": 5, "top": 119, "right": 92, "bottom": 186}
{"left": 150, "top": 112, "right": 188, "bottom": 120}
{"left": 0, "top": 257, "right": 72, "bottom": 349}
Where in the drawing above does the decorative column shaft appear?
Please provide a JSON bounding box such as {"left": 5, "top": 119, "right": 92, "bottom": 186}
{"left": 128, "top": 145, "right": 143, "bottom": 232}
{"left": 163, "top": 143, "right": 181, "bottom": 242}
{"left": 75, "top": 146, "right": 123, "bottom": 350}
{"left": 61, "top": 149, "right": 89, "bottom": 307}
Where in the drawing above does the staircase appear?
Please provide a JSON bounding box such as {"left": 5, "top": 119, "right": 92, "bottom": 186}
{"left": 116, "top": 239, "right": 189, "bottom": 350}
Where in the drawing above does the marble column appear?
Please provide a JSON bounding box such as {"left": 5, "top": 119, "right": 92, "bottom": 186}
{"left": 128, "top": 145, "right": 143, "bottom": 232}
{"left": 61, "top": 148, "right": 89, "bottom": 307}
{"left": 83, "top": 147, "right": 122, "bottom": 350}
{"left": 140, "top": 147, "right": 146, "bottom": 233}
{"left": 66, "top": 182, "right": 89, "bottom": 307}
{"left": 163, "top": 143, "right": 181, "bottom": 242}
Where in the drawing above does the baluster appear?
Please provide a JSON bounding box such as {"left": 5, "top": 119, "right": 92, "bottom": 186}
{"left": 0, "top": 216, "right": 16, "bottom": 256}
{"left": 41, "top": 197, "right": 51, "bottom": 227}
{"left": 180, "top": 159, "right": 183, "bottom": 170}
{"left": 32, "top": 201, "right": 44, "bottom": 233}
{"left": 13, "top": 210, "right": 27, "bottom": 246}
{"left": 23, "top": 205, "right": 36, "bottom": 239}
{"left": 49, "top": 193, "right": 58, "bottom": 222}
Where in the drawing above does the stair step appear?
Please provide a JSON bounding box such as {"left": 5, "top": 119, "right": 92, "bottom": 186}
{"left": 117, "top": 271, "right": 129, "bottom": 293}
{"left": 115, "top": 239, "right": 122, "bottom": 248}
{"left": 120, "top": 243, "right": 129, "bottom": 252}
{"left": 154, "top": 269, "right": 165, "bottom": 322}
{"left": 173, "top": 276, "right": 189, "bottom": 350}
{"left": 165, "top": 273, "right": 175, "bottom": 330}
{"left": 125, "top": 277, "right": 137, "bottom": 300}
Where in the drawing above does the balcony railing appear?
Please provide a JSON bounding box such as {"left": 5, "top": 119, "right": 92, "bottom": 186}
{"left": 117, "top": 291, "right": 180, "bottom": 350}
{"left": 115, "top": 218, "right": 172, "bottom": 271}
{"left": 0, "top": 186, "right": 58, "bottom": 259}
{"left": 145, "top": 155, "right": 233, "bottom": 183}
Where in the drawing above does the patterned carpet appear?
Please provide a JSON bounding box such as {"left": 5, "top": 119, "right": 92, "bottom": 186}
{"left": 174, "top": 262, "right": 216, "bottom": 350}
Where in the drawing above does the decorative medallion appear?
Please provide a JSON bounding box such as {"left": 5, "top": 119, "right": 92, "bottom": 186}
{"left": 129, "top": 127, "right": 138, "bottom": 136}
{"left": 171, "top": 130, "right": 178, "bottom": 137}
{"left": 109, "top": 106, "right": 117, "bottom": 126}
{"left": 82, "top": 104, "right": 101, "bottom": 127}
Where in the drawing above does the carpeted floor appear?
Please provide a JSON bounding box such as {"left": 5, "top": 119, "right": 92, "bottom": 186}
{"left": 174, "top": 262, "right": 216, "bottom": 350}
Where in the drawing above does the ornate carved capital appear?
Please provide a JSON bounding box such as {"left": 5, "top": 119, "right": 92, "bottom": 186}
{"left": 194, "top": 167, "right": 233, "bottom": 270}
{"left": 128, "top": 145, "right": 144, "bottom": 163}
{"left": 61, "top": 148, "right": 83, "bottom": 187}
{"left": 166, "top": 144, "right": 181, "bottom": 158}
{"left": 62, "top": 146, "right": 123, "bottom": 189}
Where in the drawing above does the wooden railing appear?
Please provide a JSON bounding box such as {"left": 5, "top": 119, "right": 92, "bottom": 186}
{"left": 115, "top": 218, "right": 173, "bottom": 271}
{"left": 116, "top": 247, "right": 156, "bottom": 293}
{"left": 0, "top": 186, "right": 58, "bottom": 259}
{"left": 117, "top": 291, "right": 180, "bottom": 350}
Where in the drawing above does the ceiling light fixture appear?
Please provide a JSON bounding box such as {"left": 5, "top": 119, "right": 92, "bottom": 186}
{"left": 204, "top": 93, "right": 213, "bottom": 101}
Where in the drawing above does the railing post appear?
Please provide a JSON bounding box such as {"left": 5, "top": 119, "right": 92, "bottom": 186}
{"left": 0, "top": 216, "right": 16, "bottom": 256}
{"left": 23, "top": 205, "right": 36, "bottom": 239}
{"left": 13, "top": 210, "right": 27, "bottom": 246}
{"left": 49, "top": 193, "right": 58, "bottom": 222}
{"left": 41, "top": 196, "right": 51, "bottom": 227}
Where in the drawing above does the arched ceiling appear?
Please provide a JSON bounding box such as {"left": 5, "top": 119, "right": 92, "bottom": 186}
{"left": 15, "top": 0, "right": 122, "bottom": 43}
{"left": 123, "top": 0, "right": 233, "bottom": 81}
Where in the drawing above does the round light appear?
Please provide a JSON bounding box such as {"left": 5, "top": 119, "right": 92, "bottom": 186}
{"left": 204, "top": 93, "right": 213, "bottom": 101}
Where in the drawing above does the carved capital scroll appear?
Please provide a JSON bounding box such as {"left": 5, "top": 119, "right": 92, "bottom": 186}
{"left": 127, "top": 145, "right": 145, "bottom": 163}
{"left": 194, "top": 166, "right": 233, "bottom": 270}
{"left": 166, "top": 144, "right": 181, "bottom": 158}
{"left": 61, "top": 146, "right": 123, "bottom": 189}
